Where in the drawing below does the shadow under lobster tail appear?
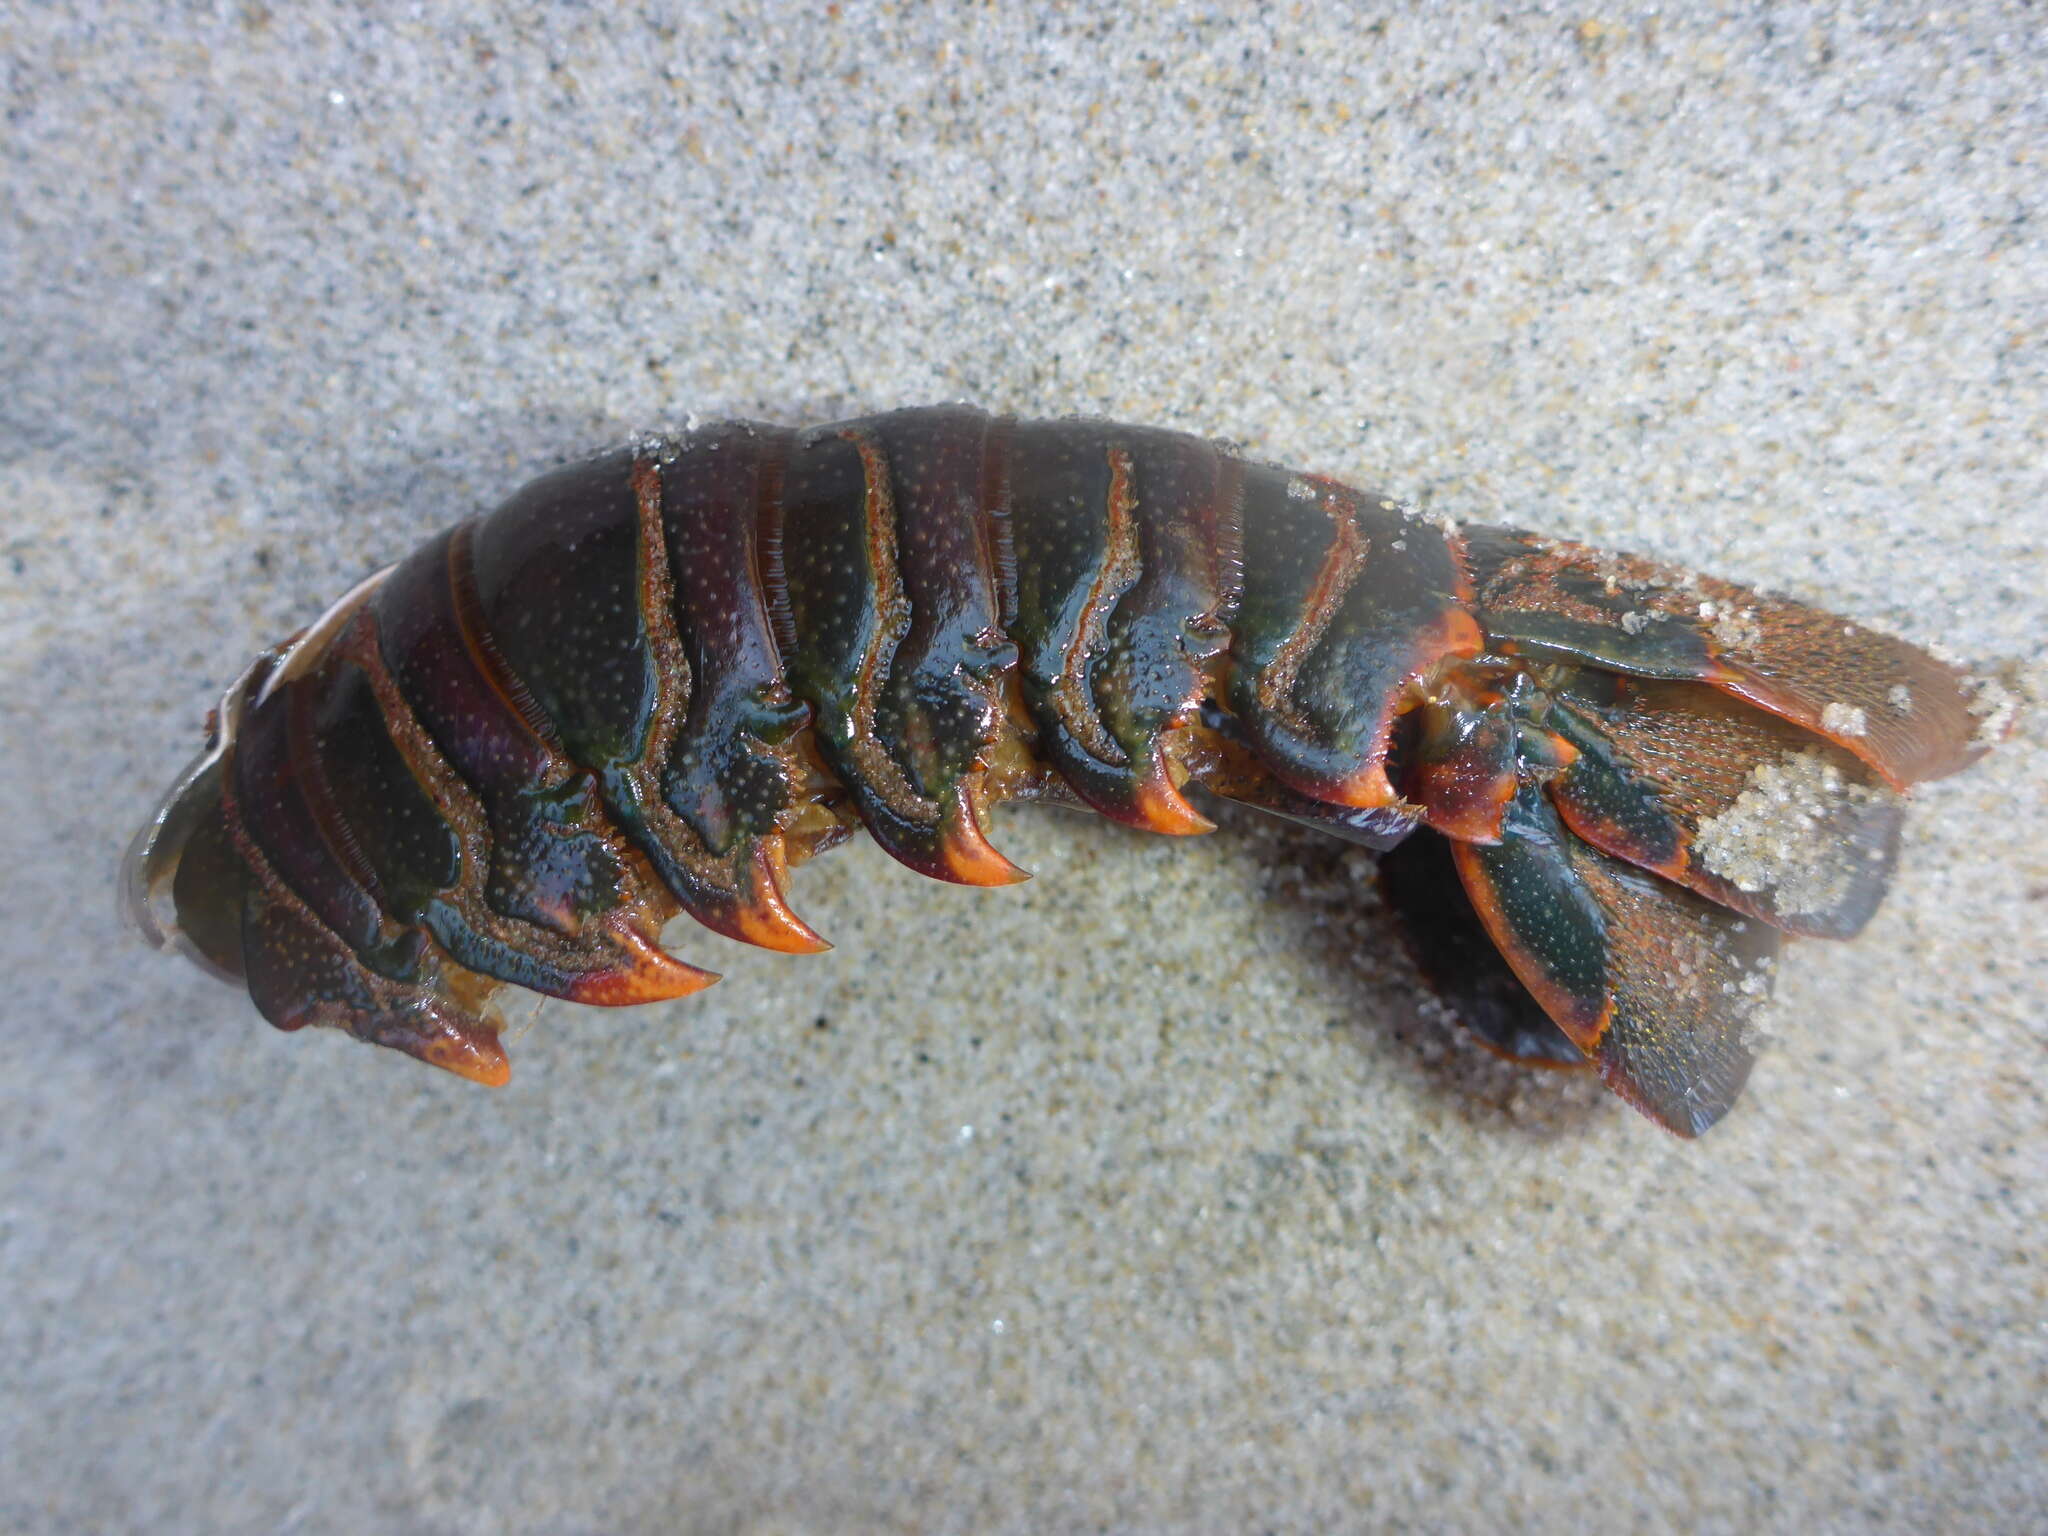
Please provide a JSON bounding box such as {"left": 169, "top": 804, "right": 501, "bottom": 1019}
{"left": 1380, "top": 523, "right": 1999, "bottom": 1136}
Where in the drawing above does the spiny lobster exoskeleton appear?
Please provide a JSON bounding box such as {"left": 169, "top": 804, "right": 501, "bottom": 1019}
{"left": 124, "top": 407, "right": 2006, "bottom": 1135}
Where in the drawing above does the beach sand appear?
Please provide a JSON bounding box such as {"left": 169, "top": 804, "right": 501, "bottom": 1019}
{"left": 3, "top": 6, "right": 2042, "bottom": 1530}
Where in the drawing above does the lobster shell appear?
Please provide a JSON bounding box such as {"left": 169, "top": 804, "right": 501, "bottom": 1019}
{"left": 125, "top": 407, "right": 2002, "bottom": 1135}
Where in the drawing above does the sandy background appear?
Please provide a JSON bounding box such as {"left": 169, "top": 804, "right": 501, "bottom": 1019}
{"left": 3, "top": 4, "right": 2044, "bottom": 1532}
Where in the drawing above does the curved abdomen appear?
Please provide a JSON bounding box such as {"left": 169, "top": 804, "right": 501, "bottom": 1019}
{"left": 126, "top": 405, "right": 1996, "bottom": 1133}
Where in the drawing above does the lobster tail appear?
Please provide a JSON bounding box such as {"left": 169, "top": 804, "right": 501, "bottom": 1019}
{"left": 127, "top": 407, "right": 2004, "bottom": 1130}
{"left": 1445, "top": 779, "right": 1780, "bottom": 1137}
{"left": 1378, "top": 523, "right": 1996, "bottom": 1134}
{"left": 1541, "top": 671, "right": 1905, "bottom": 941}
{"left": 1460, "top": 525, "right": 1991, "bottom": 788}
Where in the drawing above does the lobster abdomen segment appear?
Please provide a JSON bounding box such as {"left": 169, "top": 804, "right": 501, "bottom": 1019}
{"left": 1003, "top": 418, "right": 1237, "bottom": 834}
{"left": 124, "top": 407, "right": 2001, "bottom": 1135}
{"left": 646, "top": 424, "right": 826, "bottom": 953}
{"left": 777, "top": 409, "right": 1021, "bottom": 882}
{"left": 1227, "top": 464, "right": 1482, "bottom": 811}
